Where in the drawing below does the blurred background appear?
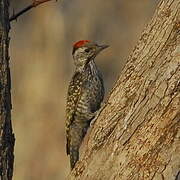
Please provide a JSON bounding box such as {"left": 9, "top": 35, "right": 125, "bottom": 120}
{"left": 10, "top": 0, "right": 159, "bottom": 179}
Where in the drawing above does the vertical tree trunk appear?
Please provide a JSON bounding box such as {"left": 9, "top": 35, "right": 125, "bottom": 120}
{"left": 68, "top": 0, "right": 180, "bottom": 179}
{"left": 0, "top": 0, "right": 15, "bottom": 179}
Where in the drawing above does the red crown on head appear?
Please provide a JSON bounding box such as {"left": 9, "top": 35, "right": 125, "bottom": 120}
{"left": 72, "top": 40, "right": 90, "bottom": 54}
{"left": 73, "top": 40, "right": 90, "bottom": 48}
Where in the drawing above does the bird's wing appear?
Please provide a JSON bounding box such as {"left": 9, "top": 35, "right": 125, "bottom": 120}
{"left": 66, "top": 72, "right": 83, "bottom": 155}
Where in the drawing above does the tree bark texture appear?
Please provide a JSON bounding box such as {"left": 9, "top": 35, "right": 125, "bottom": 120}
{"left": 0, "top": 0, "right": 15, "bottom": 179}
{"left": 68, "top": 0, "right": 180, "bottom": 179}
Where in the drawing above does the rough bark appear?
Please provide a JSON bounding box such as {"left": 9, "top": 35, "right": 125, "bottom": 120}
{"left": 0, "top": 0, "right": 15, "bottom": 180}
{"left": 68, "top": 0, "right": 180, "bottom": 179}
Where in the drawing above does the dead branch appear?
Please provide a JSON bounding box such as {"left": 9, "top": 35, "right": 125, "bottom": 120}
{"left": 9, "top": 0, "right": 55, "bottom": 22}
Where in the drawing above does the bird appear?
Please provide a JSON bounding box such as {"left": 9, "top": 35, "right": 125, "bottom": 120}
{"left": 66, "top": 40, "right": 108, "bottom": 169}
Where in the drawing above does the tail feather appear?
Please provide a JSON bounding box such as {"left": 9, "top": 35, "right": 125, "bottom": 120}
{"left": 67, "top": 122, "right": 90, "bottom": 169}
{"left": 70, "top": 146, "right": 79, "bottom": 170}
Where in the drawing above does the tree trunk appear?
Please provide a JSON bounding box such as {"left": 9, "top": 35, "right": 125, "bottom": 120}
{"left": 68, "top": 0, "right": 180, "bottom": 179}
{"left": 0, "top": 0, "right": 15, "bottom": 180}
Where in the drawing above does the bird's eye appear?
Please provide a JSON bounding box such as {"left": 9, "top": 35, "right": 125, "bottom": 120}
{"left": 85, "top": 48, "right": 90, "bottom": 53}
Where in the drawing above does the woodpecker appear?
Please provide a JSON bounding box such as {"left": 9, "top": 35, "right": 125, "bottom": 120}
{"left": 66, "top": 40, "right": 108, "bottom": 169}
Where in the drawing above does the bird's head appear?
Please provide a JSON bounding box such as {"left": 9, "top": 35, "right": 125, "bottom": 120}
{"left": 72, "top": 40, "right": 109, "bottom": 70}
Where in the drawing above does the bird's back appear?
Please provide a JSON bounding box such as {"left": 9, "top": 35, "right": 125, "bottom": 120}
{"left": 66, "top": 61, "right": 104, "bottom": 122}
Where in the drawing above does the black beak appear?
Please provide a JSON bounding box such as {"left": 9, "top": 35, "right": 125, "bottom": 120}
{"left": 87, "top": 44, "right": 109, "bottom": 64}
{"left": 97, "top": 44, "right": 109, "bottom": 52}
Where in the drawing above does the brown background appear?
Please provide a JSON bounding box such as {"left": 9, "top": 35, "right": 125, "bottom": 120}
{"left": 10, "top": 0, "right": 159, "bottom": 179}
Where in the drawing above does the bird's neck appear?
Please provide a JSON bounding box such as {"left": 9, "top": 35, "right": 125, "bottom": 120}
{"left": 76, "top": 60, "right": 98, "bottom": 75}
{"left": 88, "top": 60, "right": 98, "bottom": 75}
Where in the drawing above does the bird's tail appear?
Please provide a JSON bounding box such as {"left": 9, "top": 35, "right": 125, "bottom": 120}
{"left": 70, "top": 145, "right": 79, "bottom": 170}
{"left": 68, "top": 122, "right": 90, "bottom": 170}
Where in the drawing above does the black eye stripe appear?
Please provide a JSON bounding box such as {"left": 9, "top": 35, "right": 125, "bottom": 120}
{"left": 85, "top": 48, "right": 91, "bottom": 53}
